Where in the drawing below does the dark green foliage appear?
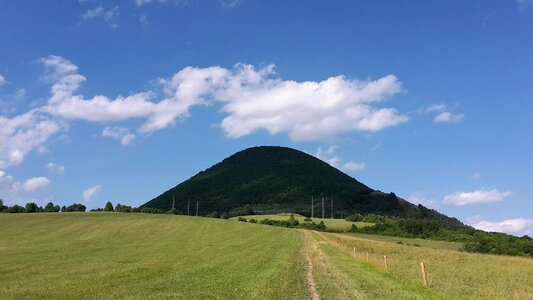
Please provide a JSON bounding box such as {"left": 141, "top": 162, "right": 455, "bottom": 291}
{"left": 345, "top": 213, "right": 363, "bottom": 222}
{"left": 249, "top": 218, "right": 257, "bottom": 223}
{"left": 350, "top": 224, "right": 358, "bottom": 232}
{"left": 44, "top": 202, "right": 60, "bottom": 212}
{"left": 0, "top": 199, "right": 4, "bottom": 211}
{"left": 25, "top": 202, "right": 39, "bottom": 213}
{"left": 352, "top": 215, "right": 533, "bottom": 257}
{"left": 115, "top": 203, "right": 134, "bottom": 213}
{"left": 166, "top": 208, "right": 178, "bottom": 215}
{"left": 61, "top": 205, "right": 67, "bottom": 212}
{"left": 304, "top": 216, "right": 312, "bottom": 222}
{"left": 104, "top": 201, "right": 114, "bottom": 212}
{"left": 65, "top": 203, "right": 86, "bottom": 212}
{"left": 220, "top": 212, "right": 229, "bottom": 219}
{"left": 206, "top": 211, "right": 220, "bottom": 218}
{"left": 8, "top": 205, "right": 25, "bottom": 213}
{"left": 142, "top": 146, "right": 458, "bottom": 224}
{"left": 258, "top": 217, "right": 327, "bottom": 231}
{"left": 237, "top": 217, "right": 247, "bottom": 222}
{"left": 140, "top": 207, "right": 164, "bottom": 214}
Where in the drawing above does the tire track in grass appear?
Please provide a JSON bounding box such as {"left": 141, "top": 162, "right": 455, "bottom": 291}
{"left": 305, "top": 240, "right": 320, "bottom": 300}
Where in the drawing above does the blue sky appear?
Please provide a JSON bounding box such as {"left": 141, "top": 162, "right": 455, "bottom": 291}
{"left": 0, "top": 0, "right": 532, "bottom": 236}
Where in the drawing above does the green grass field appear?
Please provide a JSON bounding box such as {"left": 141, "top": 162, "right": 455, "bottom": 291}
{"left": 340, "top": 232, "right": 463, "bottom": 251}
{"left": 0, "top": 213, "right": 309, "bottom": 299}
{"left": 1, "top": 213, "right": 532, "bottom": 299}
{"left": 233, "top": 213, "right": 374, "bottom": 231}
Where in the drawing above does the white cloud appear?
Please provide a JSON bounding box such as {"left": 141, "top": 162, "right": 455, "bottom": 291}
{"left": 102, "top": 126, "right": 136, "bottom": 146}
{"left": 40, "top": 56, "right": 408, "bottom": 142}
{"left": 517, "top": 0, "right": 533, "bottom": 12}
{"left": 434, "top": 111, "right": 464, "bottom": 123}
{"left": 82, "top": 185, "right": 101, "bottom": 203}
{"left": 0, "top": 110, "right": 64, "bottom": 169}
{"left": 315, "top": 146, "right": 365, "bottom": 173}
{"left": 424, "top": 103, "right": 446, "bottom": 113}
{"left": 136, "top": 0, "right": 186, "bottom": 6}
{"left": 220, "top": 0, "right": 242, "bottom": 8}
{"left": 342, "top": 162, "right": 366, "bottom": 172}
{"left": 45, "top": 162, "right": 65, "bottom": 175}
{"left": 0, "top": 74, "right": 5, "bottom": 86}
{"left": 22, "top": 177, "right": 51, "bottom": 192}
{"left": 470, "top": 172, "right": 481, "bottom": 180}
{"left": 467, "top": 215, "right": 533, "bottom": 236}
{"left": 408, "top": 193, "right": 440, "bottom": 209}
{"left": 81, "top": 5, "right": 119, "bottom": 28}
{"left": 443, "top": 189, "right": 512, "bottom": 206}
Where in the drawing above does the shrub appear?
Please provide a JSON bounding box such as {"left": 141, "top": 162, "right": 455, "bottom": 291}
{"left": 350, "top": 224, "right": 358, "bottom": 232}
{"left": 44, "top": 202, "right": 60, "bottom": 212}
{"left": 25, "top": 202, "right": 39, "bottom": 213}
{"left": 304, "top": 216, "right": 312, "bottom": 222}
{"left": 8, "top": 205, "right": 25, "bottom": 213}
{"left": 345, "top": 213, "right": 363, "bottom": 222}
{"left": 104, "top": 201, "right": 114, "bottom": 212}
{"left": 238, "top": 217, "right": 247, "bottom": 222}
{"left": 207, "top": 211, "right": 220, "bottom": 218}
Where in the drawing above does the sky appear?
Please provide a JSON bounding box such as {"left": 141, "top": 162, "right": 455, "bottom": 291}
{"left": 0, "top": 0, "right": 532, "bottom": 236}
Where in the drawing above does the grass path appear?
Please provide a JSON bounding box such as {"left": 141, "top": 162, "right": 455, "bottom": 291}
{"left": 302, "top": 230, "right": 447, "bottom": 299}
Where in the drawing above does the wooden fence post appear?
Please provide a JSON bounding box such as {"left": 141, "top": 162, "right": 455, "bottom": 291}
{"left": 366, "top": 252, "right": 369, "bottom": 262}
{"left": 353, "top": 246, "right": 355, "bottom": 258}
{"left": 420, "top": 262, "right": 428, "bottom": 287}
{"left": 384, "top": 255, "right": 388, "bottom": 271}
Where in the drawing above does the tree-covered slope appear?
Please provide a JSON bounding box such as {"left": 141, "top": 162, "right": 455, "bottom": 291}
{"left": 142, "top": 146, "right": 461, "bottom": 226}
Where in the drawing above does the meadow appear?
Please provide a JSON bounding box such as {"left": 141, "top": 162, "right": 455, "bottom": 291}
{"left": 1, "top": 213, "right": 532, "bottom": 299}
{"left": 234, "top": 213, "right": 373, "bottom": 231}
{"left": 0, "top": 213, "right": 309, "bottom": 299}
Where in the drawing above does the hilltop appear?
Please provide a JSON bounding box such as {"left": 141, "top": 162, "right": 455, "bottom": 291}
{"left": 142, "top": 146, "right": 461, "bottom": 227}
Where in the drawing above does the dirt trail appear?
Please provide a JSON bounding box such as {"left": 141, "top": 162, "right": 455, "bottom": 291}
{"left": 303, "top": 231, "right": 320, "bottom": 300}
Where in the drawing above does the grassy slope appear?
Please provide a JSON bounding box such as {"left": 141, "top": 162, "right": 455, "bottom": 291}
{"left": 234, "top": 214, "right": 373, "bottom": 231}
{"left": 0, "top": 213, "right": 308, "bottom": 299}
{"left": 315, "top": 232, "right": 533, "bottom": 299}
{"left": 341, "top": 232, "right": 462, "bottom": 251}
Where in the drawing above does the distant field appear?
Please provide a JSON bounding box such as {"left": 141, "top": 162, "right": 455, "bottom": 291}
{"left": 310, "top": 231, "right": 533, "bottom": 299}
{"left": 233, "top": 213, "right": 374, "bottom": 231}
{"left": 0, "top": 213, "right": 309, "bottom": 299}
{"left": 340, "top": 232, "right": 463, "bottom": 251}
{"left": 1, "top": 213, "right": 532, "bottom": 299}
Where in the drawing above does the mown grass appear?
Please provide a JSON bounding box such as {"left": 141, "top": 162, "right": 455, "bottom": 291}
{"left": 317, "top": 232, "right": 533, "bottom": 299}
{"left": 0, "top": 213, "right": 309, "bottom": 299}
{"left": 341, "top": 232, "right": 462, "bottom": 251}
{"left": 235, "top": 213, "right": 373, "bottom": 231}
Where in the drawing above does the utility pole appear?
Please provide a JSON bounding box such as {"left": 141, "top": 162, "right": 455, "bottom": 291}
{"left": 196, "top": 201, "right": 199, "bottom": 216}
{"left": 172, "top": 194, "right": 175, "bottom": 210}
{"left": 187, "top": 200, "right": 190, "bottom": 216}
{"left": 311, "top": 196, "right": 314, "bottom": 218}
{"left": 322, "top": 196, "right": 325, "bottom": 219}
{"left": 331, "top": 199, "right": 333, "bottom": 219}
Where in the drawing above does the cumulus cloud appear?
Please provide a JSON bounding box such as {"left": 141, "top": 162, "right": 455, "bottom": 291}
{"left": 443, "top": 189, "right": 512, "bottom": 206}
{"left": 314, "top": 146, "right": 365, "bottom": 173}
{"left": 467, "top": 215, "right": 533, "bottom": 236}
{"left": 434, "top": 111, "right": 464, "bottom": 123}
{"left": 45, "top": 162, "right": 65, "bottom": 175}
{"left": 82, "top": 185, "right": 101, "bottom": 203}
{"left": 0, "top": 74, "right": 5, "bottom": 86}
{"left": 102, "top": 126, "right": 136, "bottom": 146}
{"left": 0, "top": 110, "right": 64, "bottom": 169}
{"left": 40, "top": 56, "right": 407, "bottom": 142}
{"left": 0, "top": 171, "right": 51, "bottom": 195}
{"left": 22, "top": 177, "right": 51, "bottom": 191}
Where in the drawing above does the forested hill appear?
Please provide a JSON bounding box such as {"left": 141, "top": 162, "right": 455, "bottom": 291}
{"left": 142, "top": 146, "right": 463, "bottom": 227}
